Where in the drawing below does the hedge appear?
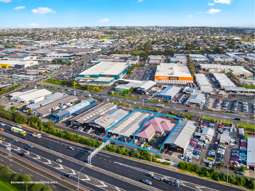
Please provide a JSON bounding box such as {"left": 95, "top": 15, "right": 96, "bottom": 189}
{"left": 178, "top": 161, "right": 255, "bottom": 190}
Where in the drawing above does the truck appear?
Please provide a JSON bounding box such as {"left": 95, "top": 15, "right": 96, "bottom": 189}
{"left": 11, "top": 126, "right": 27, "bottom": 136}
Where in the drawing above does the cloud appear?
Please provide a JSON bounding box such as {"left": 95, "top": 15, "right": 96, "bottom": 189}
{"left": 99, "top": 18, "right": 110, "bottom": 24}
{"left": 32, "top": 7, "right": 55, "bottom": 14}
{"left": 208, "top": 8, "right": 221, "bottom": 14}
{"left": 137, "top": 0, "right": 144, "bottom": 3}
{"left": 208, "top": 2, "right": 215, "bottom": 6}
{"left": 0, "top": 0, "right": 11, "bottom": 3}
{"left": 214, "top": 0, "right": 232, "bottom": 4}
{"left": 14, "top": 6, "right": 26, "bottom": 11}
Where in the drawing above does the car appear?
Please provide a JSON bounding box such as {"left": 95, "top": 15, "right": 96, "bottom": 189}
{"left": 141, "top": 179, "right": 152, "bottom": 186}
{"left": 68, "top": 146, "right": 75, "bottom": 150}
{"left": 56, "top": 158, "right": 63, "bottom": 163}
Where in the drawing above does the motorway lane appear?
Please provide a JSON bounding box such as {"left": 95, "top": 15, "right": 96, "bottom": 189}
{"left": 0, "top": 126, "right": 194, "bottom": 191}
{"left": 0, "top": 139, "right": 106, "bottom": 191}
{"left": 1, "top": 136, "right": 144, "bottom": 191}
{"left": 0, "top": 123, "right": 242, "bottom": 191}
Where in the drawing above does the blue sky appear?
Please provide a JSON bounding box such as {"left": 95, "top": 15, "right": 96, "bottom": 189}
{"left": 0, "top": 0, "right": 254, "bottom": 28}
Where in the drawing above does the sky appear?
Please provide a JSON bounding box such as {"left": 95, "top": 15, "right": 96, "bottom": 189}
{"left": 0, "top": 0, "right": 254, "bottom": 28}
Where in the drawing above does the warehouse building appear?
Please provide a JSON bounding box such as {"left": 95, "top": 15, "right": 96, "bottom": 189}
{"left": 136, "top": 117, "right": 176, "bottom": 142}
{"left": 195, "top": 73, "right": 213, "bottom": 93}
{"left": 108, "top": 111, "right": 151, "bottom": 139}
{"left": 213, "top": 73, "right": 236, "bottom": 90}
{"left": 27, "top": 92, "right": 66, "bottom": 110}
{"left": 155, "top": 86, "right": 181, "bottom": 101}
{"left": 162, "top": 120, "right": 196, "bottom": 153}
{"left": 35, "top": 95, "right": 78, "bottom": 117}
{"left": 0, "top": 57, "right": 38, "bottom": 69}
{"left": 10, "top": 89, "right": 52, "bottom": 104}
{"left": 186, "top": 91, "right": 206, "bottom": 108}
{"left": 92, "top": 108, "right": 130, "bottom": 132}
{"left": 115, "top": 80, "right": 156, "bottom": 94}
{"left": 77, "top": 61, "right": 130, "bottom": 85}
{"left": 148, "top": 55, "right": 165, "bottom": 65}
{"left": 200, "top": 64, "right": 253, "bottom": 78}
{"left": 247, "top": 137, "right": 255, "bottom": 170}
{"left": 154, "top": 63, "right": 193, "bottom": 85}
{"left": 189, "top": 54, "right": 209, "bottom": 63}
{"left": 71, "top": 103, "right": 116, "bottom": 127}
{"left": 49, "top": 98, "right": 96, "bottom": 122}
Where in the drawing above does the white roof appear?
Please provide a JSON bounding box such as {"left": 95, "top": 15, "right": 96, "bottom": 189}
{"left": 195, "top": 73, "right": 214, "bottom": 93}
{"left": 11, "top": 89, "right": 52, "bottom": 103}
{"left": 110, "top": 111, "right": 150, "bottom": 137}
{"left": 155, "top": 63, "right": 192, "bottom": 78}
{"left": 247, "top": 137, "right": 255, "bottom": 166}
{"left": 79, "top": 61, "right": 129, "bottom": 76}
{"left": 213, "top": 73, "right": 236, "bottom": 89}
{"left": 200, "top": 64, "right": 252, "bottom": 76}
{"left": 158, "top": 86, "right": 181, "bottom": 98}
{"left": 94, "top": 109, "right": 129, "bottom": 129}
{"left": 168, "top": 120, "right": 196, "bottom": 152}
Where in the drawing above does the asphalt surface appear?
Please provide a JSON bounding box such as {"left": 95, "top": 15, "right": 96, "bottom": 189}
{"left": 0, "top": 121, "right": 244, "bottom": 191}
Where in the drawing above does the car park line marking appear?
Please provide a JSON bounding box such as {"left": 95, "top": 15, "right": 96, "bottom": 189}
{"left": 32, "top": 154, "right": 41, "bottom": 160}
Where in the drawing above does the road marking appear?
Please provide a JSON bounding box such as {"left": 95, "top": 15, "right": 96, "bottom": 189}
{"left": 80, "top": 175, "right": 90, "bottom": 181}
{"left": 32, "top": 154, "right": 41, "bottom": 160}
{"left": 114, "top": 186, "right": 122, "bottom": 191}
{"left": 55, "top": 164, "right": 64, "bottom": 170}
{"left": 96, "top": 181, "right": 107, "bottom": 188}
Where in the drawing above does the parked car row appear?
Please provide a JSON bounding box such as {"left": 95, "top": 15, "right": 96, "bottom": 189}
{"left": 212, "top": 99, "right": 255, "bottom": 114}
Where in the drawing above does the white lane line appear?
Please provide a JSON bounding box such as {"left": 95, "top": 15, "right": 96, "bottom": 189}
{"left": 32, "top": 154, "right": 41, "bottom": 160}
{"left": 114, "top": 186, "right": 122, "bottom": 191}
{"left": 55, "top": 164, "right": 64, "bottom": 170}
{"left": 80, "top": 175, "right": 91, "bottom": 181}
{"left": 43, "top": 159, "right": 52, "bottom": 165}
{"left": 96, "top": 180, "right": 107, "bottom": 188}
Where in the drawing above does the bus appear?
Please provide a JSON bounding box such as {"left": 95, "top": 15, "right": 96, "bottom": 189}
{"left": 11, "top": 127, "right": 27, "bottom": 136}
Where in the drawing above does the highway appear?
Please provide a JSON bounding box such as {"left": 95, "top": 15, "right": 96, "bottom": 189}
{"left": 0, "top": 120, "right": 244, "bottom": 191}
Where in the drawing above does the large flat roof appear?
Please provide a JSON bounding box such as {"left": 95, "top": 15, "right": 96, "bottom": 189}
{"left": 213, "top": 73, "right": 236, "bottom": 88}
{"left": 109, "top": 111, "right": 150, "bottom": 137}
{"left": 247, "top": 137, "right": 255, "bottom": 166}
{"left": 79, "top": 61, "right": 129, "bottom": 77}
{"left": 163, "top": 120, "right": 196, "bottom": 152}
{"left": 155, "top": 63, "right": 192, "bottom": 78}
{"left": 94, "top": 108, "right": 129, "bottom": 129}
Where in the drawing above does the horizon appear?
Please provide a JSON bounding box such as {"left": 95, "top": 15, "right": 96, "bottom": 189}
{"left": 0, "top": 0, "right": 254, "bottom": 28}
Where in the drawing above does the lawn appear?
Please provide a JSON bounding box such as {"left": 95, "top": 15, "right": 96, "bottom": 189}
{"left": 0, "top": 180, "right": 18, "bottom": 191}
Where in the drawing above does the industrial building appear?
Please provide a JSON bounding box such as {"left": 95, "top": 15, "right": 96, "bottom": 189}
{"left": 186, "top": 91, "right": 206, "bottom": 108}
{"left": 27, "top": 92, "right": 66, "bottom": 110}
{"left": 195, "top": 73, "right": 214, "bottom": 93}
{"left": 189, "top": 54, "right": 209, "bottom": 63}
{"left": 148, "top": 55, "right": 165, "bottom": 65}
{"left": 247, "top": 137, "right": 255, "bottom": 170}
{"left": 49, "top": 98, "right": 96, "bottom": 122}
{"left": 77, "top": 61, "right": 130, "bottom": 84}
{"left": 70, "top": 103, "right": 116, "bottom": 127}
{"left": 35, "top": 95, "right": 78, "bottom": 117}
{"left": 155, "top": 86, "right": 181, "bottom": 101}
{"left": 115, "top": 80, "right": 156, "bottom": 94}
{"left": 162, "top": 120, "right": 197, "bottom": 153}
{"left": 92, "top": 108, "right": 130, "bottom": 132}
{"left": 136, "top": 117, "right": 176, "bottom": 142}
{"left": 10, "top": 89, "right": 52, "bottom": 104}
{"left": 0, "top": 56, "right": 38, "bottom": 69}
{"left": 200, "top": 64, "right": 253, "bottom": 78}
{"left": 213, "top": 73, "right": 236, "bottom": 90}
{"left": 169, "top": 54, "right": 187, "bottom": 64}
{"left": 108, "top": 111, "right": 151, "bottom": 138}
{"left": 154, "top": 63, "right": 193, "bottom": 85}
